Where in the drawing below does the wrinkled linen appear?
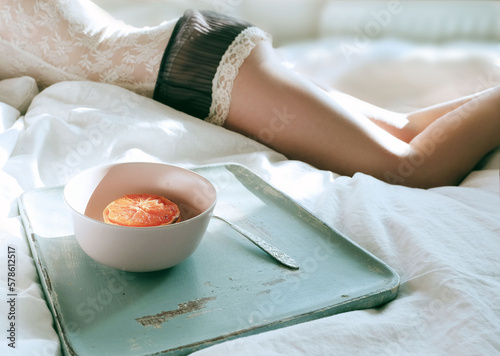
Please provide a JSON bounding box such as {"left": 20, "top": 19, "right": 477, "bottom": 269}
{"left": 1, "top": 35, "right": 500, "bottom": 356}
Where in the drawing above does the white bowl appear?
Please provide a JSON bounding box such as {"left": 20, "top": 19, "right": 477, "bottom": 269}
{"left": 64, "top": 162, "right": 217, "bottom": 272}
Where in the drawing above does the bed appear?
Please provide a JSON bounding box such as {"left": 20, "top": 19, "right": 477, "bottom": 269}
{"left": 1, "top": 1, "right": 499, "bottom": 355}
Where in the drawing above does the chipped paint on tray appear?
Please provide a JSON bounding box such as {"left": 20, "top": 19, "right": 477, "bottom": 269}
{"left": 135, "top": 296, "right": 216, "bottom": 329}
{"left": 262, "top": 278, "right": 285, "bottom": 286}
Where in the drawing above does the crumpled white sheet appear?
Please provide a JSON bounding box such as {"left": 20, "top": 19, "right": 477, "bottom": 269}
{"left": 0, "top": 79, "right": 61, "bottom": 356}
{"left": 1, "top": 35, "right": 500, "bottom": 356}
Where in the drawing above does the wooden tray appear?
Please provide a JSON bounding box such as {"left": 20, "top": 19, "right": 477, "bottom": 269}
{"left": 18, "top": 164, "right": 400, "bottom": 356}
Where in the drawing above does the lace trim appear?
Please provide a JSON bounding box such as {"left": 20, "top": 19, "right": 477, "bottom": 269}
{"left": 0, "top": 0, "right": 172, "bottom": 98}
{"left": 206, "top": 26, "right": 271, "bottom": 126}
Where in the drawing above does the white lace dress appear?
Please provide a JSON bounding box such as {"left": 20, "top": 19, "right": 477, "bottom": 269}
{"left": 0, "top": 0, "right": 270, "bottom": 126}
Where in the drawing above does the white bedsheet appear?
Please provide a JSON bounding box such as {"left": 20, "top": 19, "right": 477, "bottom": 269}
{"left": 1, "top": 8, "right": 500, "bottom": 356}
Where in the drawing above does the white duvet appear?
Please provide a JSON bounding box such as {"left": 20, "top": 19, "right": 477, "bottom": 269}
{"left": 1, "top": 6, "right": 500, "bottom": 356}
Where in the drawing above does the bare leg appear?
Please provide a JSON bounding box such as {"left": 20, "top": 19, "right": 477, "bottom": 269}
{"left": 226, "top": 41, "right": 500, "bottom": 188}
{"left": 3, "top": 1, "right": 498, "bottom": 188}
{"left": 327, "top": 87, "right": 495, "bottom": 143}
{"left": 406, "top": 89, "right": 500, "bottom": 187}
{"left": 325, "top": 90, "right": 415, "bottom": 142}
{"left": 403, "top": 88, "right": 496, "bottom": 136}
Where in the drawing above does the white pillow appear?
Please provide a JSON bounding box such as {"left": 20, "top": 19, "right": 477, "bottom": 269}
{"left": 319, "top": 1, "right": 500, "bottom": 42}
{"left": 0, "top": 76, "right": 39, "bottom": 114}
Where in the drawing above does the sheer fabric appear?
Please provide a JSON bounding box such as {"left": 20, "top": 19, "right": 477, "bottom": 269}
{"left": 0, "top": 0, "right": 175, "bottom": 97}
{"left": 0, "top": 0, "right": 270, "bottom": 125}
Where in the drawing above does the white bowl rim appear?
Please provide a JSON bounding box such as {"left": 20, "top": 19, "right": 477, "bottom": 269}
{"left": 63, "top": 162, "right": 217, "bottom": 230}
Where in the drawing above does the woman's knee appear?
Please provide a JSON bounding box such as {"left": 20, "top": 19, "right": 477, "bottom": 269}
{"left": 380, "top": 148, "right": 466, "bottom": 188}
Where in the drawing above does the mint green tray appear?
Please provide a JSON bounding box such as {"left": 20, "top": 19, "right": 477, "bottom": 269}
{"left": 19, "top": 164, "right": 399, "bottom": 356}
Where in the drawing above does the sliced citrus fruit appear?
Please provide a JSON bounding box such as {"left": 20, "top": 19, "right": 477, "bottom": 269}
{"left": 103, "top": 194, "right": 181, "bottom": 227}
